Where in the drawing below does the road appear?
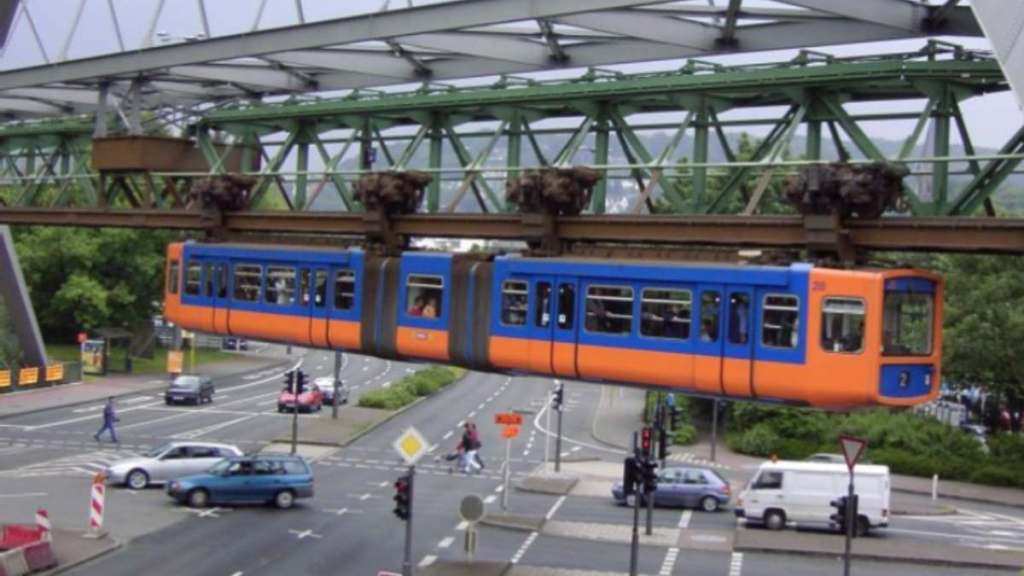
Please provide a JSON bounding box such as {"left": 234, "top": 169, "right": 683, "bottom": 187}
{"left": 0, "top": 349, "right": 1021, "bottom": 575}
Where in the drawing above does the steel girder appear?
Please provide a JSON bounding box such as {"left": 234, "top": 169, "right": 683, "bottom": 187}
{"left": 0, "top": 0, "right": 984, "bottom": 120}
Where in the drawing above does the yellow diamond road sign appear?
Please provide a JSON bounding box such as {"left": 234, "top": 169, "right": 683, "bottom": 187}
{"left": 394, "top": 426, "right": 429, "bottom": 465}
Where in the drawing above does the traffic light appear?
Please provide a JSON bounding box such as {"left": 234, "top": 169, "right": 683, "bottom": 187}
{"left": 670, "top": 406, "right": 681, "bottom": 429}
{"left": 658, "top": 428, "right": 669, "bottom": 461}
{"left": 393, "top": 473, "right": 411, "bottom": 520}
{"left": 641, "top": 458, "right": 658, "bottom": 494}
{"left": 284, "top": 370, "right": 295, "bottom": 393}
{"left": 640, "top": 426, "right": 653, "bottom": 458}
{"left": 552, "top": 384, "right": 564, "bottom": 411}
{"left": 623, "top": 456, "right": 638, "bottom": 496}
{"left": 295, "top": 370, "right": 307, "bottom": 394}
{"left": 830, "top": 495, "right": 848, "bottom": 533}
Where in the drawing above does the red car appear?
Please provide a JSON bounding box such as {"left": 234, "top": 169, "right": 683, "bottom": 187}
{"left": 277, "top": 386, "right": 323, "bottom": 413}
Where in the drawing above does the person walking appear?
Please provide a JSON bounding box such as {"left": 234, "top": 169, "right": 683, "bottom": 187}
{"left": 456, "top": 421, "right": 482, "bottom": 474}
{"left": 468, "top": 422, "right": 485, "bottom": 470}
{"left": 94, "top": 397, "right": 119, "bottom": 444}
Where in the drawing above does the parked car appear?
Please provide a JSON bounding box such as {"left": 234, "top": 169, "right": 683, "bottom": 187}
{"left": 278, "top": 384, "right": 323, "bottom": 413}
{"left": 222, "top": 337, "right": 249, "bottom": 351}
{"left": 166, "top": 454, "right": 314, "bottom": 509}
{"left": 612, "top": 466, "right": 730, "bottom": 512}
{"left": 313, "top": 377, "right": 349, "bottom": 405}
{"left": 735, "top": 461, "right": 890, "bottom": 536}
{"left": 165, "top": 374, "right": 215, "bottom": 405}
{"left": 105, "top": 442, "right": 242, "bottom": 490}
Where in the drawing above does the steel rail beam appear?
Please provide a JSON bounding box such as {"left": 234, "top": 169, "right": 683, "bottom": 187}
{"left": 1, "top": 208, "right": 1023, "bottom": 253}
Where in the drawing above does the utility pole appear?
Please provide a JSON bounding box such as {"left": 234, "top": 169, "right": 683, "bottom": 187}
{"left": 628, "top": 431, "right": 640, "bottom": 576}
{"left": 554, "top": 381, "right": 564, "bottom": 473}
{"left": 290, "top": 369, "right": 304, "bottom": 455}
{"left": 393, "top": 466, "right": 415, "bottom": 576}
{"left": 710, "top": 398, "right": 720, "bottom": 463}
{"left": 332, "top": 351, "right": 342, "bottom": 420}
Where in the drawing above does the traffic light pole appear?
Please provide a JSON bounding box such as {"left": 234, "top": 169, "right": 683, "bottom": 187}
{"left": 710, "top": 399, "right": 719, "bottom": 463}
{"left": 291, "top": 392, "right": 299, "bottom": 455}
{"left": 554, "top": 382, "right": 564, "bottom": 473}
{"left": 332, "top": 351, "right": 341, "bottom": 420}
{"left": 403, "top": 465, "right": 416, "bottom": 576}
{"left": 629, "top": 432, "right": 640, "bottom": 576}
{"left": 843, "top": 472, "right": 854, "bottom": 576}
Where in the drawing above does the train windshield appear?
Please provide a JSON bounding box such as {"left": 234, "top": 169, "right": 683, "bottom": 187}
{"left": 882, "top": 289, "right": 934, "bottom": 356}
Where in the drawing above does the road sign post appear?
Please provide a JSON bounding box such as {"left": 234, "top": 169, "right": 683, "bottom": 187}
{"left": 495, "top": 413, "right": 522, "bottom": 511}
{"left": 554, "top": 381, "right": 564, "bottom": 473}
{"left": 839, "top": 434, "right": 867, "bottom": 576}
{"left": 459, "top": 495, "right": 485, "bottom": 563}
{"left": 332, "top": 351, "right": 342, "bottom": 420}
{"left": 629, "top": 431, "right": 640, "bottom": 576}
{"left": 393, "top": 427, "right": 430, "bottom": 576}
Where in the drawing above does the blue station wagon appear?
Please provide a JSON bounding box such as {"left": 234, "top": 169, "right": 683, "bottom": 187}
{"left": 167, "top": 455, "right": 314, "bottom": 509}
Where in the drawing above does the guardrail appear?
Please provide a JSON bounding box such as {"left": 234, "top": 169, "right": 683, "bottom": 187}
{"left": 0, "top": 362, "right": 81, "bottom": 393}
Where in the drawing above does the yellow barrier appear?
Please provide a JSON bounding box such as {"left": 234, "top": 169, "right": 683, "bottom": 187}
{"left": 18, "top": 367, "right": 39, "bottom": 386}
{"left": 0, "top": 370, "right": 9, "bottom": 388}
{"left": 45, "top": 364, "right": 64, "bottom": 382}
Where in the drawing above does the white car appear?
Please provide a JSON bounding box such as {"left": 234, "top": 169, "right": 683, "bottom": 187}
{"left": 105, "top": 442, "right": 243, "bottom": 490}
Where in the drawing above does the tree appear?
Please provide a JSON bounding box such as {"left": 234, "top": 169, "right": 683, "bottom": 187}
{"left": 0, "top": 299, "right": 19, "bottom": 369}
{"left": 12, "top": 227, "right": 176, "bottom": 342}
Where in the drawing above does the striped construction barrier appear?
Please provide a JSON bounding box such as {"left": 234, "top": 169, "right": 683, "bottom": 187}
{"left": 0, "top": 363, "right": 75, "bottom": 393}
{"left": 0, "top": 518, "right": 54, "bottom": 576}
{"left": 88, "top": 474, "right": 105, "bottom": 535}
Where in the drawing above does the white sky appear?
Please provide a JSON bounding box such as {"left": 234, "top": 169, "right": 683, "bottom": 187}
{"left": 0, "top": 0, "right": 1020, "bottom": 148}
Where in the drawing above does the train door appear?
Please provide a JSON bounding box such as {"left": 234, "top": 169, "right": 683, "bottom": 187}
{"left": 693, "top": 286, "right": 723, "bottom": 395}
{"left": 552, "top": 278, "right": 579, "bottom": 379}
{"left": 721, "top": 286, "right": 755, "bottom": 398}
{"left": 527, "top": 277, "right": 555, "bottom": 374}
{"left": 305, "top": 267, "right": 330, "bottom": 348}
{"left": 211, "top": 261, "right": 230, "bottom": 334}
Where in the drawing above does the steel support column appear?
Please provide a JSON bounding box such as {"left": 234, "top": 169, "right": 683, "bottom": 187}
{"left": 592, "top": 107, "right": 610, "bottom": 214}
{"left": 428, "top": 115, "right": 442, "bottom": 212}
{"left": 0, "top": 225, "right": 46, "bottom": 370}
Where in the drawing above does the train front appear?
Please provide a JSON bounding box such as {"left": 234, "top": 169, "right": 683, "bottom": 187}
{"left": 876, "top": 270, "right": 943, "bottom": 406}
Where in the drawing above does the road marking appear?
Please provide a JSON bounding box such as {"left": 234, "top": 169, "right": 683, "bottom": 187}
{"left": 323, "top": 507, "right": 349, "bottom": 516}
{"left": 229, "top": 572, "right": 242, "bottom": 576}
{"left": 484, "top": 495, "right": 497, "bottom": 504}
{"left": 477, "top": 403, "right": 485, "bottom": 410}
{"left": 729, "top": 552, "right": 744, "bottom": 576}
{"left": 0, "top": 492, "right": 47, "bottom": 499}
{"left": 570, "top": 446, "right": 581, "bottom": 452}
{"left": 418, "top": 555, "right": 437, "bottom": 568}
{"left": 545, "top": 496, "right": 566, "bottom": 521}
{"left": 438, "top": 537, "right": 454, "bottom": 549}
{"left": 659, "top": 547, "right": 679, "bottom": 576}
{"left": 455, "top": 521, "right": 469, "bottom": 531}
{"left": 495, "top": 485, "right": 504, "bottom": 493}
{"left": 510, "top": 532, "right": 538, "bottom": 564}
{"left": 442, "top": 431, "right": 453, "bottom": 440}
{"left": 467, "top": 411, "right": 477, "bottom": 418}
{"left": 678, "top": 510, "right": 692, "bottom": 529}
{"left": 121, "top": 396, "right": 152, "bottom": 405}
{"left": 72, "top": 405, "right": 105, "bottom": 414}
{"left": 456, "top": 420, "right": 465, "bottom": 428}
{"left": 532, "top": 400, "right": 625, "bottom": 455}
{"left": 218, "top": 359, "right": 303, "bottom": 392}
{"left": 171, "top": 415, "right": 258, "bottom": 440}
{"left": 359, "top": 493, "right": 372, "bottom": 501}
{"left": 288, "top": 529, "right": 323, "bottom": 540}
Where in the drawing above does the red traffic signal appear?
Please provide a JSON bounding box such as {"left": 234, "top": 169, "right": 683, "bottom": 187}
{"left": 640, "top": 427, "right": 653, "bottom": 455}
{"left": 393, "top": 474, "right": 411, "bottom": 521}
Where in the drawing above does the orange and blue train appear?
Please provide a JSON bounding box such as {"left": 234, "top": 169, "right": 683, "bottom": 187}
{"left": 164, "top": 242, "right": 942, "bottom": 409}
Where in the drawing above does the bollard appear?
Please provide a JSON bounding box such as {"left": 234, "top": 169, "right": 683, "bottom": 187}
{"left": 84, "top": 473, "right": 107, "bottom": 539}
{"left": 932, "top": 474, "right": 938, "bottom": 501}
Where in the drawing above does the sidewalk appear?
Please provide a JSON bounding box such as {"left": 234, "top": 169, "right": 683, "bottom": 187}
{"left": 0, "top": 349, "right": 295, "bottom": 419}
{"left": 590, "top": 385, "right": 1024, "bottom": 508}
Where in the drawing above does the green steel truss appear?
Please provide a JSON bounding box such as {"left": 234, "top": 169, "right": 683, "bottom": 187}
{"left": 1, "top": 44, "right": 1021, "bottom": 217}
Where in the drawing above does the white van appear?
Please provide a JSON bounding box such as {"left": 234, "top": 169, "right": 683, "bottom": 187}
{"left": 735, "top": 461, "right": 890, "bottom": 535}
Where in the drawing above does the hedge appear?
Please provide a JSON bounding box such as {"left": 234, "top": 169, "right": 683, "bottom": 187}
{"left": 358, "top": 365, "right": 465, "bottom": 410}
{"left": 643, "top": 391, "right": 698, "bottom": 446}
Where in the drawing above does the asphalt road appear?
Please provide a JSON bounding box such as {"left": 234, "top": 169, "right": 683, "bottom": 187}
{"left": 1, "top": 350, "right": 1022, "bottom": 576}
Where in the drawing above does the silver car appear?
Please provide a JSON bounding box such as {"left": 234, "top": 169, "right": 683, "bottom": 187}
{"left": 612, "top": 466, "right": 732, "bottom": 512}
{"left": 314, "top": 377, "right": 349, "bottom": 405}
{"left": 106, "top": 442, "right": 243, "bottom": 490}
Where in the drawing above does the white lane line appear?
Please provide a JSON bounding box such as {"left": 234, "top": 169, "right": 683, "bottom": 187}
{"left": 678, "top": 510, "right": 692, "bottom": 529}
{"left": 532, "top": 398, "right": 625, "bottom": 455}
{"left": 0, "top": 492, "right": 47, "bottom": 499}
{"left": 659, "top": 547, "right": 680, "bottom": 576}
{"left": 71, "top": 405, "right": 105, "bottom": 414}
{"left": 484, "top": 495, "right": 497, "bottom": 504}
{"left": 171, "top": 415, "right": 258, "bottom": 440}
{"left": 510, "top": 532, "right": 538, "bottom": 564}
{"left": 229, "top": 572, "right": 243, "bottom": 576}
{"left": 495, "top": 485, "right": 504, "bottom": 493}
{"left": 455, "top": 521, "right": 469, "bottom": 531}
{"left": 477, "top": 403, "right": 485, "bottom": 410}
{"left": 467, "top": 411, "right": 477, "bottom": 418}
{"left": 729, "top": 552, "right": 744, "bottom": 576}
{"left": 442, "top": 431, "right": 454, "bottom": 440}
{"left": 438, "top": 537, "right": 454, "bottom": 549}
{"left": 418, "top": 555, "right": 437, "bottom": 568}
{"left": 218, "top": 359, "right": 302, "bottom": 392}
{"left": 545, "top": 496, "right": 566, "bottom": 521}
{"left": 456, "top": 420, "right": 465, "bottom": 428}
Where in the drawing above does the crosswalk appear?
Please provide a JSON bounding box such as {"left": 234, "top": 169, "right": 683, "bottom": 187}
{"left": 666, "top": 452, "right": 734, "bottom": 470}
{"left": 317, "top": 454, "right": 531, "bottom": 483}
{"left": 0, "top": 448, "right": 142, "bottom": 479}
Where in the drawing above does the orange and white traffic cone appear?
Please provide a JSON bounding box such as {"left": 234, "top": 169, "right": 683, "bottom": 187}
{"left": 83, "top": 472, "right": 107, "bottom": 539}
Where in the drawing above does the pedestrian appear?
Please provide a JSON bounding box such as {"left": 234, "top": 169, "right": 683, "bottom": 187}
{"left": 456, "top": 421, "right": 482, "bottom": 474}
{"left": 94, "top": 397, "right": 119, "bottom": 444}
{"left": 468, "top": 422, "right": 484, "bottom": 470}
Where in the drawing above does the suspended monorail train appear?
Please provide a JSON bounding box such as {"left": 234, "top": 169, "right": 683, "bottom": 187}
{"left": 163, "top": 242, "right": 942, "bottom": 409}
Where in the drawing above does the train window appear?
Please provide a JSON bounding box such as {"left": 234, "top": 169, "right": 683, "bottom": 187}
{"left": 728, "top": 293, "right": 750, "bottom": 345}
{"left": 883, "top": 291, "right": 933, "bottom": 356}
{"left": 265, "top": 266, "right": 296, "bottom": 306}
{"left": 407, "top": 274, "right": 443, "bottom": 319}
{"left": 500, "top": 280, "right": 528, "bottom": 326}
{"left": 585, "top": 285, "right": 633, "bottom": 335}
{"left": 640, "top": 288, "right": 691, "bottom": 340}
{"left": 762, "top": 294, "right": 799, "bottom": 349}
{"left": 314, "top": 270, "right": 327, "bottom": 308}
{"left": 167, "top": 260, "right": 180, "bottom": 295}
{"left": 700, "top": 292, "right": 720, "bottom": 342}
{"left": 233, "top": 264, "right": 261, "bottom": 302}
{"left": 822, "top": 297, "right": 865, "bottom": 354}
{"left": 203, "top": 263, "right": 214, "bottom": 297}
{"left": 334, "top": 270, "right": 355, "bottom": 310}
{"left": 299, "top": 270, "right": 311, "bottom": 306}
{"left": 215, "top": 264, "right": 228, "bottom": 298}
{"left": 558, "top": 284, "right": 575, "bottom": 330}
{"left": 184, "top": 261, "right": 201, "bottom": 296}
{"left": 535, "top": 282, "right": 552, "bottom": 328}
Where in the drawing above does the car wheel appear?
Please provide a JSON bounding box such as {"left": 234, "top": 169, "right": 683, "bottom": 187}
{"left": 624, "top": 494, "right": 636, "bottom": 507}
{"left": 855, "top": 516, "right": 870, "bottom": 537}
{"left": 700, "top": 496, "right": 719, "bottom": 513}
{"left": 274, "top": 490, "right": 295, "bottom": 510}
{"left": 763, "top": 509, "right": 786, "bottom": 531}
{"left": 126, "top": 469, "right": 149, "bottom": 490}
{"left": 187, "top": 489, "right": 210, "bottom": 508}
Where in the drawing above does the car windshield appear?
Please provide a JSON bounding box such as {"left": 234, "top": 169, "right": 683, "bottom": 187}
{"left": 145, "top": 443, "right": 174, "bottom": 458}
{"left": 883, "top": 290, "right": 934, "bottom": 356}
{"left": 208, "top": 459, "right": 235, "bottom": 474}
{"left": 172, "top": 376, "right": 201, "bottom": 389}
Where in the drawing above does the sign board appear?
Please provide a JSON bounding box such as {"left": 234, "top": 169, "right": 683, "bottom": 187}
{"left": 18, "top": 367, "right": 38, "bottom": 386}
{"left": 81, "top": 340, "right": 105, "bottom": 375}
{"left": 839, "top": 434, "right": 867, "bottom": 471}
{"left": 167, "top": 351, "right": 184, "bottom": 375}
{"left": 45, "top": 364, "right": 63, "bottom": 382}
{"left": 0, "top": 370, "right": 10, "bottom": 389}
{"left": 495, "top": 412, "right": 523, "bottom": 426}
{"left": 459, "top": 494, "right": 485, "bottom": 523}
{"left": 502, "top": 425, "right": 520, "bottom": 439}
{"left": 393, "top": 426, "right": 429, "bottom": 465}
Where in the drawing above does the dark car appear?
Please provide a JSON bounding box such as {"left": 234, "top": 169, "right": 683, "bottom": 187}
{"left": 612, "top": 466, "right": 731, "bottom": 512}
{"left": 222, "top": 337, "right": 249, "bottom": 351}
{"left": 165, "top": 375, "right": 214, "bottom": 405}
{"left": 166, "top": 454, "right": 314, "bottom": 509}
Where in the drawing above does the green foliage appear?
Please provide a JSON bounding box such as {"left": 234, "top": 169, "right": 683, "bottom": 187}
{"left": 358, "top": 365, "right": 463, "bottom": 410}
{"left": 967, "top": 466, "right": 1024, "bottom": 489}
{"left": 988, "top": 433, "right": 1024, "bottom": 468}
{"left": 12, "top": 227, "right": 175, "bottom": 341}
{"left": 0, "top": 300, "right": 19, "bottom": 369}
{"left": 643, "top": 391, "right": 698, "bottom": 446}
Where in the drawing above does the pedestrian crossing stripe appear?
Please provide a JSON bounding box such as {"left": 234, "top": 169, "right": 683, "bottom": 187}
{"left": 0, "top": 449, "right": 140, "bottom": 479}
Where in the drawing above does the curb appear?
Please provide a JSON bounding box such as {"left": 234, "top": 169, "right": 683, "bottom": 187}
{"left": 890, "top": 505, "right": 957, "bottom": 517}
{"left": 38, "top": 537, "right": 123, "bottom": 576}
{"left": 892, "top": 487, "right": 1024, "bottom": 510}
{"left": 0, "top": 360, "right": 294, "bottom": 422}
{"left": 732, "top": 542, "right": 1024, "bottom": 571}
{"left": 590, "top": 386, "right": 632, "bottom": 452}
{"left": 479, "top": 513, "right": 546, "bottom": 532}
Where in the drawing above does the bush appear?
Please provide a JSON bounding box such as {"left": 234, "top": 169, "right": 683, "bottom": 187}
{"left": 358, "top": 386, "right": 417, "bottom": 410}
{"left": 968, "top": 466, "right": 1024, "bottom": 489}
{"left": 672, "top": 423, "right": 698, "bottom": 446}
{"left": 358, "top": 365, "right": 463, "bottom": 409}
{"left": 988, "top": 433, "right": 1024, "bottom": 468}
